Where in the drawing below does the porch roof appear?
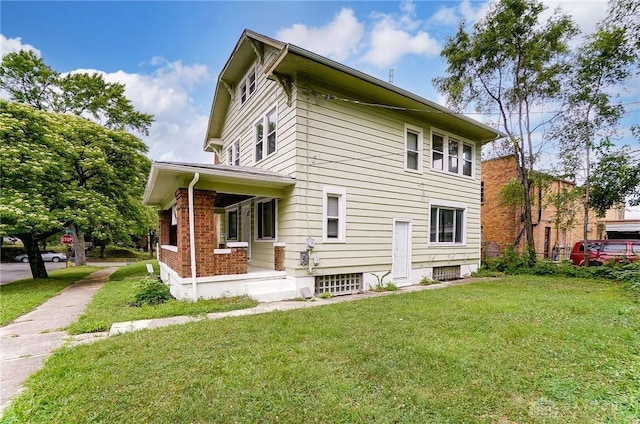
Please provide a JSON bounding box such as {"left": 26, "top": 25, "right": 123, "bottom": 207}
{"left": 143, "top": 161, "right": 296, "bottom": 208}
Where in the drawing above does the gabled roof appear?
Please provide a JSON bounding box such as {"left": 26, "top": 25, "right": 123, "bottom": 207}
{"left": 204, "top": 29, "right": 504, "bottom": 150}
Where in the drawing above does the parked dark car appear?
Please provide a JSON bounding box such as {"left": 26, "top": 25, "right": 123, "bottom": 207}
{"left": 14, "top": 251, "right": 68, "bottom": 263}
{"left": 569, "top": 240, "right": 640, "bottom": 266}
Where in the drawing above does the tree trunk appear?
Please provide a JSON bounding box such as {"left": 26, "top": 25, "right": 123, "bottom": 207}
{"left": 19, "top": 233, "right": 48, "bottom": 279}
{"left": 516, "top": 155, "right": 536, "bottom": 265}
{"left": 69, "top": 224, "right": 87, "bottom": 266}
{"left": 583, "top": 141, "right": 591, "bottom": 267}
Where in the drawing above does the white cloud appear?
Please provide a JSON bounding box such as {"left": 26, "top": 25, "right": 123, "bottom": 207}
{"left": 68, "top": 59, "right": 213, "bottom": 163}
{"left": 276, "top": 8, "right": 364, "bottom": 62}
{"left": 0, "top": 34, "right": 41, "bottom": 57}
{"left": 362, "top": 18, "right": 439, "bottom": 68}
{"left": 430, "top": 0, "right": 489, "bottom": 27}
{"left": 360, "top": 1, "right": 440, "bottom": 68}
{"left": 540, "top": 0, "right": 608, "bottom": 37}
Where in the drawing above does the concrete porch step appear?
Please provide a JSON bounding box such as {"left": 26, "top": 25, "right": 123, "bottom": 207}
{"left": 244, "top": 278, "right": 297, "bottom": 303}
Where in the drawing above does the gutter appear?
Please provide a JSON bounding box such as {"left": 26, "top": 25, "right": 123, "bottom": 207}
{"left": 188, "top": 172, "right": 200, "bottom": 301}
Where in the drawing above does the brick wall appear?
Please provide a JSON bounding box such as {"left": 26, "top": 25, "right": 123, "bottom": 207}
{"left": 213, "top": 247, "right": 247, "bottom": 275}
{"left": 481, "top": 156, "right": 519, "bottom": 247}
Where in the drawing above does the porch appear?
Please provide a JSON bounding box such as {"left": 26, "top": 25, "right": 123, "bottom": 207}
{"left": 144, "top": 162, "right": 297, "bottom": 302}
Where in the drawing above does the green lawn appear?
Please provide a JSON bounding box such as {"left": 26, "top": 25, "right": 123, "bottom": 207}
{"left": 2, "top": 276, "right": 639, "bottom": 423}
{"left": 0, "top": 266, "right": 101, "bottom": 325}
{"left": 66, "top": 260, "right": 257, "bottom": 334}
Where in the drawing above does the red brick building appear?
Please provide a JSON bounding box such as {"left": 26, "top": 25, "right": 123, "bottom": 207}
{"left": 481, "top": 156, "right": 624, "bottom": 259}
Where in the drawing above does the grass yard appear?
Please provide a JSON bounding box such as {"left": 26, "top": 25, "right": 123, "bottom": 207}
{"left": 2, "top": 276, "right": 639, "bottom": 423}
{"left": 66, "top": 260, "right": 257, "bottom": 334}
{"left": 0, "top": 266, "right": 100, "bottom": 325}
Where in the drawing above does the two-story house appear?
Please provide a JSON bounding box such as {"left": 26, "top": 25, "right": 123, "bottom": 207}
{"left": 143, "top": 30, "right": 503, "bottom": 302}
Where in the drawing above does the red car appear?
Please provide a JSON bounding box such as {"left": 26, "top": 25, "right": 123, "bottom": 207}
{"left": 569, "top": 240, "right": 640, "bottom": 266}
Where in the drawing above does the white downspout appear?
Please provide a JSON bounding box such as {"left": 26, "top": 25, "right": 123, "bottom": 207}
{"left": 188, "top": 172, "right": 200, "bottom": 301}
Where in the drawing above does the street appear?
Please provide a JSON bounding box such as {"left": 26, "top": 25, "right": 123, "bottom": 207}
{"left": 0, "top": 262, "right": 68, "bottom": 285}
{"left": 0, "top": 261, "right": 132, "bottom": 285}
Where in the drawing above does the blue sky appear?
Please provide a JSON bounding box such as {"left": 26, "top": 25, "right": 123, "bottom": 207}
{"left": 2, "top": 1, "right": 638, "bottom": 216}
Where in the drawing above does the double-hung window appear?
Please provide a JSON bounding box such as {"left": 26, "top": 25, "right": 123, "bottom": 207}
{"left": 255, "top": 106, "right": 277, "bottom": 163}
{"left": 226, "top": 140, "right": 240, "bottom": 166}
{"left": 226, "top": 208, "right": 238, "bottom": 241}
{"left": 431, "top": 131, "right": 474, "bottom": 177}
{"left": 430, "top": 204, "right": 465, "bottom": 244}
{"left": 404, "top": 125, "right": 423, "bottom": 172}
{"left": 322, "top": 186, "right": 347, "bottom": 242}
{"left": 240, "top": 67, "right": 256, "bottom": 105}
{"left": 256, "top": 198, "right": 276, "bottom": 240}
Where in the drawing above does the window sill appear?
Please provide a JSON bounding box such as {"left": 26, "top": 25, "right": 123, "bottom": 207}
{"left": 161, "top": 245, "right": 178, "bottom": 252}
{"left": 404, "top": 168, "right": 423, "bottom": 174}
{"left": 429, "top": 167, "right": 474, "bottom": 179}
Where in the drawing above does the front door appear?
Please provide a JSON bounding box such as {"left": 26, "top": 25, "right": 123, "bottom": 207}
{"left": 241, "top": 203, "right": 251, "bottom": 261}
{"left": 392, "top": 219, "right": 411, "bottom": 280}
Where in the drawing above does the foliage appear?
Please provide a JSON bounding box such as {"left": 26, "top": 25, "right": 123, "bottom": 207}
{"left": 0, "top": 266, "right": 100, "bottom": 325}
{"left": 5, "top": 277, "right": 639, "bottom": 423}
{"left": 434, "top": 0, "right": 578, "bottom": 257}
{"left": 545, "top": 185, "right": 581, "bottom": 234}
{"left": 551, "top": 12, "right": 636, "bottom": 260}
{"left": 318, "top": 291, "right": 332, "bottom": 299}
{"left": 483, "top": 252, "right": 640, "bottom": 297}
{"left": 0, "top": 50, "right": 153, "bottom": 134}
{"left": 369, "top": 270, "right": 392, "bottom": 291}
{"left": 0, "top": 101, "right": 151, "bottom": 277}
{"left": 590, "top": 148, "right": 640, "bottom": 216}
{"left": 419, "top": 276, "right": 439, "bottom": 285}
{"left": 131, "top": 277, "right": 172, "bottom": 307}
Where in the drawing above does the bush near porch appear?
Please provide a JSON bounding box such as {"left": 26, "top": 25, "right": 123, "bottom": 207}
{"left": 66, "top": 260, "right": 257, "bottom": 334}
{"left": 4, "top": 276, "right": 639, "bottom": 423}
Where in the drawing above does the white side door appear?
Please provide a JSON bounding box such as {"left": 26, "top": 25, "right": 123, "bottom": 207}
{"left": 392, "top": 219, "right": 411, "bottom": 280}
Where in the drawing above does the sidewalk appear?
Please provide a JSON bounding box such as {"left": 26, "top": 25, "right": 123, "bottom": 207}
{"left": 0, "top": 267, "right": 116, "bottom": 413}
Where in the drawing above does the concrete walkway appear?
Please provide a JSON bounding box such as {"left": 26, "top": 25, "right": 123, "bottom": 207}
{"left": 0, "top": 272, "right": 480, "bottom": 415}
{"left": 0, "top": 267, "right": 116, "bottom": 413}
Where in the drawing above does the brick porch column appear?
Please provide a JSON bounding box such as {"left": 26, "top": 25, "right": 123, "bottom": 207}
{"left": 158, "top": 209, "right": 171, "bottom": 263}
{"left": 175, "top": 188, "right": 217, "bottom": 278}
{"left": 274, "top": 242, "right": 286, "bottom": 271}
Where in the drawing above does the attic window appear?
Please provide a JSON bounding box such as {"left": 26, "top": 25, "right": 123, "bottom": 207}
{"left": 240, "top": 67, "right": 256, "bottom": 105}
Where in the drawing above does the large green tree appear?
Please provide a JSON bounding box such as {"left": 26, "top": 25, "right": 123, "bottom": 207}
{"left": 552, "top": 2, "right": 636, "bottom": 265}
{"left": 433, "top": 0, "right": 577, "bottom": 263}
{"left": 1, "top": 50, "right": 154, "bottom": 268}
{"left": 0, "top": 101, "right": 150, "bottom": 278}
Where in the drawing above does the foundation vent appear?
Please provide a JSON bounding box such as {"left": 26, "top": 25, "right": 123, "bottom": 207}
{"left": 315, "top": 273, "right": 363, "bottom": 295}
{"left": 433, "top": 266, "right": 461, "bottom": 281}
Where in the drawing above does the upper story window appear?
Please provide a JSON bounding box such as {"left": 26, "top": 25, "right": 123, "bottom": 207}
{"left": 404, "top": 125, "right": 423, "bottom": 172}
{"left": 431, "top": 130, "right": 474, "bottom": 177}
{"left": 256, "top": 198, "right": 276, "bottom": 241}
{"left": 255, "top": 106, "right": 277, "bottom": 163}
{"left": 322, "top": 186, "right": 347, "bottom": 242}
{"left": 240, "top": 67, "right": 256, "bottom": 105}
{"left": 226, "top": 140, "right": 240, "bottom": 166}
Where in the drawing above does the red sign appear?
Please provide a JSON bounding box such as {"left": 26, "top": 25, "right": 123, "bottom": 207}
{"left": 60, "top": 234, "right": 73, "bottom": 244}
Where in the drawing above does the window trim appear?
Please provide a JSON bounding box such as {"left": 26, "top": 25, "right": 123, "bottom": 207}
{"left": 430, "top": 128, "right": 475, "bottom": 178}
{"left": 254, "top": 104, "right": 278, "bottom": 164}
{"left": 226, "top": 139, "right": 240, "bottom": 166}
{"left": 404, "top": 124, "right": 423, "bottom": 173}
{"left": 254, "top": 198, "right": 277, "bottom": 242}
{"left": 322, "top": 186, "right": 347, "bottom": 243}
{"left": 239, "top": 66, "right": 256, "bottom": 106}
{"left": 225, "top": 207, "right": 239, "bottom": 241}
{"left": 428, "top": 200, "right": 467, "bottom": 246}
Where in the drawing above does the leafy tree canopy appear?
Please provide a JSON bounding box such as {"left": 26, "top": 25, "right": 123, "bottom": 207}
{"left": 0, "top": 50, "right": 153, "bottom": 135}
{"left": 0, "top": 101, "right": 150, "bottom": 277}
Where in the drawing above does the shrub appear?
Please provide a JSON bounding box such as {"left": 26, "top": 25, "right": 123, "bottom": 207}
{"left": 131, "top": 277, "right": 172, "bottom": 307}
{"left": 384, "top": 282, "right": 398, "bottom": 291}
{"left": 419, "top": 276, "right": 440, "bottom": 285}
